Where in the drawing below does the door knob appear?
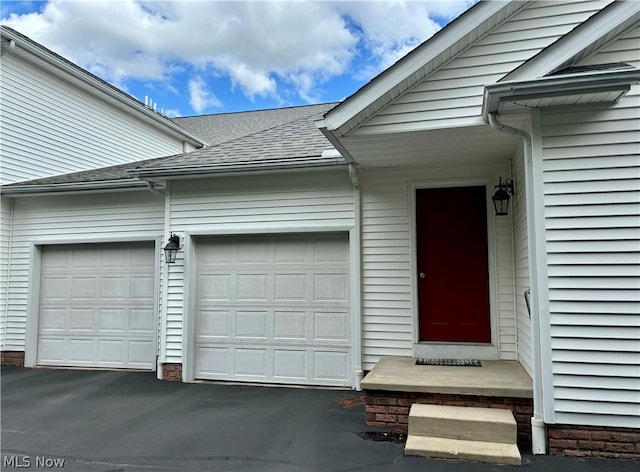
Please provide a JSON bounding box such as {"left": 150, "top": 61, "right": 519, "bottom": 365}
{"left": 419, "top": 272, "right": 426, "bottom": 279}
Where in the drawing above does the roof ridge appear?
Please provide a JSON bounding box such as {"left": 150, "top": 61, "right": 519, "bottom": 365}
{"left": 175, "top": 102, "right": 337, "bottom": 120}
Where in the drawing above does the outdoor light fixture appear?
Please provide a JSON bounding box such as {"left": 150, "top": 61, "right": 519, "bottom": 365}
{"left": 163, "top": 233, "right": 180, "bottom": 264}
{"left": 492, "top": 177, "right": 515, "bottom": 216}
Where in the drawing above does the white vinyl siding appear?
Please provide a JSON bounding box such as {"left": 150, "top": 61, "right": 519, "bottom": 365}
{"left": 4, "top": 192, "right": 164, "bottom": 351}
{"left": 359, "top": 163, "right": 516, "bottom": 370}
{"left": 540, "top": 38, "right": 640, "bottom": 429}
{"left": 0, "top": 52, "right": 186, "bottom": 184}
{"left": 0, "top": 197, "right": 12, "bottom": 350}
{"left": 513, "top": 144, "right": 533, "bottom": 376}
{"left": 165, "top": 171, "right": 355, "bottom": 363}
{"left": 356, "top": 0, "right": 610, "bottom": 135}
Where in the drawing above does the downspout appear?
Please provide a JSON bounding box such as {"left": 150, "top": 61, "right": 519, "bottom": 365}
{"left": 488, "top": 112, "right": 546, "bottom": 455}
{"left": 349, "top": 163, "right": 364, "bottom": 391}
{"left": 158, "top": 182, "right": 171, "bottom": 379}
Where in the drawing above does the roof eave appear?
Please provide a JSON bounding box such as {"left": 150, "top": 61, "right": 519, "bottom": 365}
{"left": 482, "top": 68, "right": 640, "bottom": 120}
{"left": 0, "top": 26, "right": 208, "bottom": 148}
{"left": 1, "top": 179, "right": 148, "bottom": 196}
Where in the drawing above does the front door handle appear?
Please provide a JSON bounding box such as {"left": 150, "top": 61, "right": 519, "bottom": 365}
{"left": 419, "top": 272, "right": 426, "bottom": 279}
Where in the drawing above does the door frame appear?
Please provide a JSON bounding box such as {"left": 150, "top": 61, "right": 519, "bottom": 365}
{"left": 409, "top": 180, "right": 499, "bottom": 360}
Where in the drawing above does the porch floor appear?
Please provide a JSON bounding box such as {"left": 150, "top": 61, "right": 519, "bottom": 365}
{"left": 361, "top": 356, "right": 533, "bottom": 398}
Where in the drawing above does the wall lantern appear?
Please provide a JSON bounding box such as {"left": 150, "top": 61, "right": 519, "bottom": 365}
{"left": 163, "top": 233, "right": 180, "bottom": 264}
{"left": 492, "top": 177, "right": 515, "bottom": 216}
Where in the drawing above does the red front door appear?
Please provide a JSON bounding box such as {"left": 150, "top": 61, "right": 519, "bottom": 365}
{"left": 416, "top": 186, "right": 491, "bottom": 343}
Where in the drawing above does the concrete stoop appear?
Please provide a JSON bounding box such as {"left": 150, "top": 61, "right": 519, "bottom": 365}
{"left": 404, "top": 404, "right": 522, "bottom": 466}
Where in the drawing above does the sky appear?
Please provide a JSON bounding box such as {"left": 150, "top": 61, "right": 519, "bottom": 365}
{"left": 1, "top": 0, "right": 476, "bottom": 117}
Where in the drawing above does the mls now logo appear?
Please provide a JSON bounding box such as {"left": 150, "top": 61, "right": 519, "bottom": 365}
{"left": 3, "top": 455, "right": 65, "bottom": 468}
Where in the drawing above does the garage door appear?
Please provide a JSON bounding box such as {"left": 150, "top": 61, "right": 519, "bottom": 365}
{"left": 195, "top": 233, "right": 351, "bottom": 386}
{"left": 37, "top": 243, "right": 156, "bottom": 369}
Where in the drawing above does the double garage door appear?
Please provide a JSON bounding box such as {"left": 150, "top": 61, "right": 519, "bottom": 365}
{"left": 37, "top": 243, "right": 156, "bottom": 370}
{"left": 194, "top": 233, "right": 351, "bottom": 387}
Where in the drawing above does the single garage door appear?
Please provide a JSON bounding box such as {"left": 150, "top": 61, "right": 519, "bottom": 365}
{"left": 195, "top": 233, "right": 351, "bottom": 386}
{"left": 37, "top": 243, "right": 156, "bottom": 369}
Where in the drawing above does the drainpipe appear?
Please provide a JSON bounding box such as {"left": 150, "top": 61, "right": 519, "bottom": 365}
{"left": 348, "top": 163, "right": 364, "bottom": 391}
{"left": 488, "top": 112, "right": 546, "bottom": 454}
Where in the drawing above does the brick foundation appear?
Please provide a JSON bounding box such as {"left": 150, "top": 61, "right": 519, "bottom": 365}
{"left": 548, "top": 424, "right": 640, "bottom": 459}
{"left": 1, "top": 351, "right": 25, "bottom": 367}
{"left": 365, "top": 390, "right": 533, "bottom": 453}
{"left": 161, "top": 363, "right": 182, "bottom": 381}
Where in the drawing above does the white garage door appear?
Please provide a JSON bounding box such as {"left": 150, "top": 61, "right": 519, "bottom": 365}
{"left": 37, "top": 243, "right": 156, "bottom": 369}
{"left": 195, "top": 233, "right": 351, "bottom": 386}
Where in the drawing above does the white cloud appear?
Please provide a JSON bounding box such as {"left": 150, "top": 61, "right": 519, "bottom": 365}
{"left": 2, "top": 0, "right": 476, "bottom": 109}
{"left": 188, "top": 76, "right": 222, "bottom": 113}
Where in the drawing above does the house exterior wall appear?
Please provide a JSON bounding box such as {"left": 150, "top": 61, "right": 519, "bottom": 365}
{"left": 537, "top": 31, "right": 639, "bottom": 427}
{"left": 0, "top": 198, "right": 12, "bottom": 351}
{"left": 356, "top": 0, "right": 611, "bottom": 135}
{"left": 358, "top": 161, "right": 516, "bottom": 370}
{"left": 164, "top": 171, "right": 356, "bottom": 366}
{"left": 3, "top": 191, "right": 164, "bottom": 353}
{"left": 512, "top": 141, "right": 533, "bottom": 377}
{"left": 0, "top": 50, "right": 187, "bottom": 185}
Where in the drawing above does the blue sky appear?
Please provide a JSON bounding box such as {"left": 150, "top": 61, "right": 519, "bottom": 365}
{"left": 1, "top": 1, "right": 476, "bottom": 117}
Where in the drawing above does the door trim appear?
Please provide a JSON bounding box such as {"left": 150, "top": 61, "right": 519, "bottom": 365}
{"left": 409, "top": 180, "right": 499, "bottom": 360}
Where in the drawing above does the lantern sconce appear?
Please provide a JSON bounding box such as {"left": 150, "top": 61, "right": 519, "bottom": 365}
{"left": 492, "top": 177, "right": 515, "bottom": 216}
{"left": 163, "top": 233, "right": 180, "bottom": 264}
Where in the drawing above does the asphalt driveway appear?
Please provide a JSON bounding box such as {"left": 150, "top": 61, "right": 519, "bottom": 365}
{"left": 1, "top": 367, "right": 638, "bottom": 472}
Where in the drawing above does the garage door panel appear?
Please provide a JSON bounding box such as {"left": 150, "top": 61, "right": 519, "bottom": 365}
{"left": 314, "top": 312, "right": 349, "bottom": 341}
{"left": 70, "top": 308, "right": 96, "bottom": 332}
{"left": 314, "top": 351, "right": 349, "bottom": 381}
{"left": 195, "top": 234, "right": 351, "bottom": 386}
{"left": 273, "top": 350, "right": 307, "bottom": 379}
{"left": 236, "top": 311, "right": 268, "bottom": 338}
{"left": 274, "top": 311, "right": 307, "bottom": 339}
{"left": 314, "top": 274, "right": 349, "bottom": 301}
{"left": 37, "top": 243, "right": 156, "bottom": 370}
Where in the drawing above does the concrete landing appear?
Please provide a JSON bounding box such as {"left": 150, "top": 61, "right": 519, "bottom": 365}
{"left": 362, "top": 356, "right": 533, "bottom": 398}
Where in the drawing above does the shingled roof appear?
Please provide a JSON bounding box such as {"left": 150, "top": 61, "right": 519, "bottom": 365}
{"left": 1, "top": 103, "right": 342, "bottom": 194}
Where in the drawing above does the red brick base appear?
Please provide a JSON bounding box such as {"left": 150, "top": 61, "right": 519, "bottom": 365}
{"left": 548, "top": 424, "right": 640, "bottom": 459}
{"left": 365, "top": 390, "right": 533, "bottom": 453}
{"left": 162, "top": 363, "right": 182, "bottom": 381}
{"left": 1, "top": 351, "right": 25, "bottom": 367}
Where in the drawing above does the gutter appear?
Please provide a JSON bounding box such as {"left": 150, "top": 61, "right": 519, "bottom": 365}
{"left": 0, "top": 179, "right": 148, "bottom": 196}
{"left": 128, "top": 157, "right": 348, "bottom": 179}
{"left": 1, "top": 27, "right": 207, "bottom": 148}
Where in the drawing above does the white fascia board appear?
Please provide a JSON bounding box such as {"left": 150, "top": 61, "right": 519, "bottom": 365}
{"left": 0, "top": 179, "right": 148, "bottom": 196}
{"left": 482, "top": 68, "right": 640, "bottom": 119}
{"left": 322, "top": 0, "right": 517, "bottom": 132}
{"left": 0, "top": 27, "right": 207, "bottom": 148}
{"left": 503, "top": 1, "right": 640, "bottom": 82}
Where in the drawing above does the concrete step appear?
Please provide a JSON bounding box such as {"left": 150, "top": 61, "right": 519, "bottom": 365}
{"left": 408, "top": 404, "right": 517, "bottom": 444}
{"left": 405, "top": 435, "right": 522, "bottom": 466}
